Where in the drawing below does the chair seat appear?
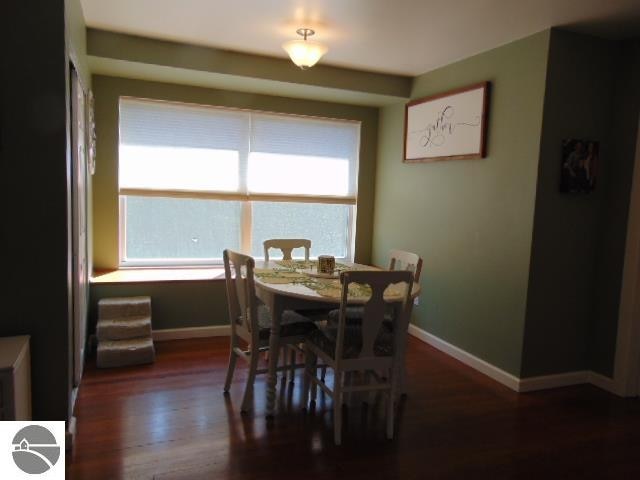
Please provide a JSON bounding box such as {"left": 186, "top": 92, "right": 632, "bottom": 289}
{"left": 327, "top": 307, "right": 365, "bottom": 324}
{"left": 295, "top": 307, "right": 335, "bottom": 320}
{"left": 307, "top": 325, "right": 394, "bottom": 359}
{"left": 327, "top": 308, "right": 395, "bottom": 331}
{"left": 257, "top": 305, "right": 317, "bottom": 340}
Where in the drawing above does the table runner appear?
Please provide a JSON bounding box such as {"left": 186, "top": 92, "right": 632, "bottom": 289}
{"left": 254, "top": 262, "right": 407, "bottom": 300}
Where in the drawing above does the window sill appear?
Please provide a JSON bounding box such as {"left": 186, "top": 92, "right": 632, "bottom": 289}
{"left": 90, "top": 267, "right": 226, "bottom": 284}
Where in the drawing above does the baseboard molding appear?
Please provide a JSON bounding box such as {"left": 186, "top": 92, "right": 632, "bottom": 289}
{"left": 66, "top": 415, "right": 76, "bottom": 452}
{"left": 407, "top": 324, "right": 520, "bottom": 391}
{"left": 70, "top": 386, "right": 79, "bottom": 419}
{"left": 152, "top": 325, "right": 230, "bottom": 341}
{"left": 408, "top": 323, "right": 619, "bottom": 395}
{"left": 518, "top": 371, "right": 588, "bottom": 392}
{"left": 588, "top": 371, "right": 620, "bottom": 395}
{"left": 148, "top": 323, "right": 620, "bottom": 394}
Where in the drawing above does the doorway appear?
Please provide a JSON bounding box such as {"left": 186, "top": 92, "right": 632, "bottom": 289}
{"left": 70, "top": 65, "right": 89, "bottom": 390}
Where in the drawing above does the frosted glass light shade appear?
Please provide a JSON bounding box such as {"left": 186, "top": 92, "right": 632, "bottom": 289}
{"left": 282, "top": 39, "right": 328, "bottom": 68}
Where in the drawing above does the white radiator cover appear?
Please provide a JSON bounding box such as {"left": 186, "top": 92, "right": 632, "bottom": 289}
{"left": 0, "top": 335, "right": 32, "bottom": 420}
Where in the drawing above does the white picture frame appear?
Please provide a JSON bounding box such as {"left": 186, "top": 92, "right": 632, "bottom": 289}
{"left": 86, "top": 90, "right": 96, "bottom": 175}
{"left": 404, "top": 82, "right": 489, "bottom": 163}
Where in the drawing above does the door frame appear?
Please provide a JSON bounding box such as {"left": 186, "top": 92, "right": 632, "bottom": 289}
{"left": 70, "top": 63, "right": 89, "bottom": 389}
{"left": 613, "top": 116, "right": 640, "bottom": 397}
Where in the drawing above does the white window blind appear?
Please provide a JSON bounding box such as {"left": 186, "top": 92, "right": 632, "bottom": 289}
{"left": 118, "top": 97, "right": 360, "bottom": 266}
{"left": 119, "top": 98, "right": 248, "bottom": 194}
{"left": 249, "top": 113, "right": 359, "bottom": 198}
{"left": 119, "top": 98, "right": 359, "bottom": 204}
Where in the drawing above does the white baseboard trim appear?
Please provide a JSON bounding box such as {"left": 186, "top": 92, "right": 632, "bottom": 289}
{"left": 70, "top": 386, "right": 79, "bottom": 419}
{"left": 407, "top": 323, "right": 520, "bottom": 391}
{"left": 408, "top": 323, "right": 619, "bottom": 395}
{"left": 152, "top": 325, "right": 230, "bottom": 341}
{"left": 148, "top": 323, "right": 620, "bottom": 394}
{"left": 518, "top": 371, "right": 588, "bottom": 392}
{"left": 66, "top": 416, "right": 76, "bottom": 452}
{"left": 588, "top": 371, "right": 620, "bottom": 395}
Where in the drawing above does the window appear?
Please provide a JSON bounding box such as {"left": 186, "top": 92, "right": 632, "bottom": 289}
{"left": 118, "top": 98, "right": 360, "bottom": 266}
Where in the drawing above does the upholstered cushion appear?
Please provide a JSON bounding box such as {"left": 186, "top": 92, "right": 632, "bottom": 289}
{"left": 327, "top": 308, "right": 395, "bottom": 332}
{"left": 257, "top": 305, "right": 317, "bottom": 340}
{"left": 307, "top": 325, "right": 394, "bottom": 359}
{"left": 327, "top": 307, "right": 365, "bottom": 325}
{"left": 294, "top": 307, "right": 334, "bottom": 320}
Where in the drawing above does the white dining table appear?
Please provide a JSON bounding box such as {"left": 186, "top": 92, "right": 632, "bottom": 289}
{"left": 253, "top": 260, "right": 420, "bottom": 417}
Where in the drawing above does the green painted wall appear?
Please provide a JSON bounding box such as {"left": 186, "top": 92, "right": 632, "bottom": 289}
{"left": 91, "top": 75, "right": 379, "bottom": 330}
{"left": 591, "top": 40, "right": 640, "bottom": 376}
{"left": 521, "top": 30, "right": 617, "bottom": 377}
{"left": 92, "top": 75, "right": 379, "bottom": 268}
{"left": 87, "top": 29, "right": 412, "bottom": 99}
{"left": 372, "top": 31, "right": 551, "bottom": 376}
{"left": 90, "top": 281, "right": 229, "bottom": 330}
{"left": 87, "top": 28, "right": 639, "bottom": 378}
{"left": 1, "top": 0, "right": 87, "bottom": 420}
{"left": 523, "top": 33, "right": 640, "bottom": 378}
{"left": 67, "top": 0, "right": 90, "bottom": 87}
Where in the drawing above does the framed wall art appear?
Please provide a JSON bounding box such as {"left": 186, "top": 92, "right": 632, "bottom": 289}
{"left": 86, "top": 89, "right": 96, "bottom": 175}
{"left": 404, "top": 81, "right": 490, "bottom": 163}
{"left": 559, "top": 139, "right": 599, "bottom": 193}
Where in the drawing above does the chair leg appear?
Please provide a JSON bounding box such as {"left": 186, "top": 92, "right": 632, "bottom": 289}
{"left": 365, "top": 370, "right": 374, "bottom": 405}
{"left": 344, "top": 372, "right": 353, "bottom": 407}
{"left": 386, "top": 371, "right": 395, "bottom": 440}
{"left": 398, "top": 356, "right": 407, "bottom": 398}
{"left": 334, "top": 371, "right": 343, "bottom": 445}
{"left": 280, "top": 346, "right": 288, "bottom": 383}
{"left": 289, "top": 346, "right": 297, "bottom": 384}
{"left": 303, "top": 349, "right": 317, "bottom": 409}
{"left": 279, "top": 347, "right": 286, "bottom": 383}
{"left": 224, "top": 341, "right": 238, "bottom": 393}
{"left": 311, "top": 366, "right": 318, "bottom": 403}
{"left": 241, "top": 351, "right": 260, "bottom": 413}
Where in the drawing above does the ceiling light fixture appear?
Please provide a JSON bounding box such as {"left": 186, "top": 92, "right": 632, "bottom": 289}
{"left": 282, "top": 28, "right": 328, "bottom": 69}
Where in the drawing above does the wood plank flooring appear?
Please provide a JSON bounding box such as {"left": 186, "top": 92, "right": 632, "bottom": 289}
{"left": 67, "top": 336, "right": 640, "bottom": 479}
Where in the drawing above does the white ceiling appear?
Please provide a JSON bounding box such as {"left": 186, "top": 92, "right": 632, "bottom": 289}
{"left": 80, "top": 0, "right": 640, "bottom": 76}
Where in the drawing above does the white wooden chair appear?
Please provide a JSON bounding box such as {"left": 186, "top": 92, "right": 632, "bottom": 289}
{"left": 263, "top": 238, "right": 325, "bottom": 375}
{"left": 302, "top": 270, "right": 414, "bottom": 445}
{"left": 328, "top": 249, "right": 422, "bottom": 325}
{"left": 388, "top": 249, "right": 423, "bottom": 283}
{"left": 263, "top": 238, "right": 311, "bottom": 262}
{"left": 326, "top": 250, "right": 421, "bottom": 396}
{"left": 222, "top": 249, "right": 317, "bottom": 412}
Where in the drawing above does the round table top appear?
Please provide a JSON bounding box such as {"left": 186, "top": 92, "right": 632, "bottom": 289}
{"left": 253, "top": 260, "right": 421, "bottom": 304}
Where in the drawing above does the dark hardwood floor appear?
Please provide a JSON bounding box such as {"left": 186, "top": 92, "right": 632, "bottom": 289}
{"left": 67, "top": 336, "right": 640, "bottom": 479}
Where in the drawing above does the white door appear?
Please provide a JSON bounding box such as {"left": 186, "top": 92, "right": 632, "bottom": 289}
{"left": 71, "top": 67, "right": 89, "bottom": 387}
